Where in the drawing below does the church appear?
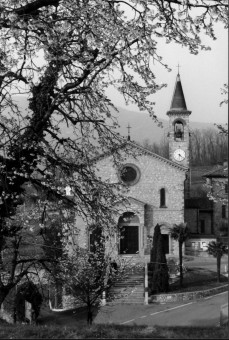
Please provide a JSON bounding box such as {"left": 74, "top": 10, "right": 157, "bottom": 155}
{"left": 75, "top": 72, "right": 192, "bottom": 260}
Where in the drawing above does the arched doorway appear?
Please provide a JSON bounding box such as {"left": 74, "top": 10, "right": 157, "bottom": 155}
{"left": 118, "top": 212, "right": 140, "bottom": 255}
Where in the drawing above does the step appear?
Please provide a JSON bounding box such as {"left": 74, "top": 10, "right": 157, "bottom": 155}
{"left": 115, "top": 277, "right": 144, "bottom": 282}
{"left": 114, "top": 282, "right": 144, "bottom": 287}
{"left": 110, "top": 271, "right": 145, "bottom": 304}
{"left": 110, "top": 286, "right": 144, "bottom": 291}
{"left": 108, "top": 300, "right": 144, "bottom": 305}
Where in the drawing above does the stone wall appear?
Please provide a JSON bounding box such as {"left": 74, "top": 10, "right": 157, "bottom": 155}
{"left": 149, "top": 284, "right": 228, "bottom": 303}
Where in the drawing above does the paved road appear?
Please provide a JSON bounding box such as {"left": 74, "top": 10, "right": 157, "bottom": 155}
{"left": 95, "top": 256, "right": 228, "bottom": 327}
{"left": 121, "top": 292, "right": 228, "bottom": 327}
{"left": 95, "top": 291, "right": 228, "bottom": 327}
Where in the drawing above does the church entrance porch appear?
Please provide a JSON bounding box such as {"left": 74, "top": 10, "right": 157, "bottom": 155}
{"left": 118, "top": 212, "right": 141, "bottom": 256}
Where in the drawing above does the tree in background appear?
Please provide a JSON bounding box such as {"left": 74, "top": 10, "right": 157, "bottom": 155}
{"left": 203, "top": 83, "right": 228, "bottom": 205}
{"left": 59, "top": 239, "right": 125, "bottom": 325}
{"left": 0, "top": 186, "right": 56, "bottom": 309}
{"left": 207, "top": 241, "right": 228, "bottom": 282}
{"left": 143, "top": 127, "right": 228, "bottom": 166}
{"left": 189, "top": 83, "right": 228, "bottom": 166}
{"left": 142, "top": 136, "right": 169, "bottom": 159}
{"left": 0, "top": 0, "right": 227, "bottom": 307}
{"left": 41, "top": 218, "right": 65, "bottom": 309}
{"left": 190, "top": 128, "right": 228, "bottom": 166}
{"left": 170, "top": 223, "right": 190, "bottom": 288}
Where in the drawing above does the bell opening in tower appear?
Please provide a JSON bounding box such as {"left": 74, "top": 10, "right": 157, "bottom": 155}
{"left": 174, "top": 121, "right": 184, "bottom": 141}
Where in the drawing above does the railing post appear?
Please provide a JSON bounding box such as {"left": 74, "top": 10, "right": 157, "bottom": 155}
{"left": 144, "top": 260, "right": 148, "bottom": 305}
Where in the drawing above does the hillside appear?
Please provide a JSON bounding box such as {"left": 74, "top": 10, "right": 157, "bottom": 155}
{"left": 10, "top": 95, "right": 218, "bottom": 144}
{"left": 111, "top": 106, "right": 218, "bottom": 144}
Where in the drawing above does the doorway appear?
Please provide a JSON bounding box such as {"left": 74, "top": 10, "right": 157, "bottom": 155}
{"left": 120, "top": 225, "right": 139, "bottom": 254}
{"left": 118, "top": 212, "right": 140, "bottom": 255}
{"left": 161, "top": 234, "right": 169, "bottom": 254}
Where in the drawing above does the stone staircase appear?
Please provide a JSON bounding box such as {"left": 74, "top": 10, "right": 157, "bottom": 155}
{"left": 107, "top": 267, "right": 145, "bottom": 304}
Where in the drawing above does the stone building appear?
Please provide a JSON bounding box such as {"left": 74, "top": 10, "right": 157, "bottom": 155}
{"left": 75, "top": 72, "right": 191, "bottom": 260}
{"left": 203, "top": 162, "right": 228, "bottom": 241}
{"left": 185, "top": 160, "right": 228, "bottom": 256}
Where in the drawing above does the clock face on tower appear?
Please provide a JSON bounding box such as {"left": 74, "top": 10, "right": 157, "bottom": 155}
{"left": 173, "top": 149, "right": 186, "bottom": 162}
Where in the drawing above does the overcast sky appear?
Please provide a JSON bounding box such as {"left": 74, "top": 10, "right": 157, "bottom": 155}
{"left": 106, "top": 23, "right": 228, "bottom": 125}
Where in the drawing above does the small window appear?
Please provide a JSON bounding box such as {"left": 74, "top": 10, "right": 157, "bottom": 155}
{"left": 200, "top": 220, "right": 205, "bottom": 234}
{"left": 160, "top": 188, "right": 166, "bottom": 207}
{"left": 222, "top": 205, "right": 226, "bottom": 218}
{"left": 174, "top": 121, "right": 184, "bottom": 141}
{"left": 225, "top": 183, "right": 228, "bottom": 194}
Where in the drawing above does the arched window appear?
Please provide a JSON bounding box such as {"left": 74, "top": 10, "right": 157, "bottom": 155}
{"left": 160, "top": 188, "right": 166, "bottom": 208}
{"left": 174, "top": 121, "right": 184, "bottom": 141}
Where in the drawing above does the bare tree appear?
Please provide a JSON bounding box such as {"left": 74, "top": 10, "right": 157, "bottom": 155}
{"left": 0, "top": 0, "right": 227, "bottom": 307}
{"left": 190, "top": 128, "right": 228, "bottom": 166}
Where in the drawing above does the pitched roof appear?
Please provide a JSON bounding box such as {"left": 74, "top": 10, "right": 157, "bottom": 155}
{"left": 170, "top": 74, "right": 187, "bottom": 110}
{"left": 190, "top": 165, "right": 220, "bottom": 185}
{"left": 95, "top": 138, "right": 188, "bottom": 172}
{"left": 202, "top": 164, "right": 228, "bottom": 178}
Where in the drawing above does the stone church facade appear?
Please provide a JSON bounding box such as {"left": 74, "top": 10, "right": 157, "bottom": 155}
{"left": 75, "top": 73, "right": 192, "bottom": 260}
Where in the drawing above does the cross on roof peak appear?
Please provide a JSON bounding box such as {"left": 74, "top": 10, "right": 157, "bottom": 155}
{"left": 177, "top": 63, "right": 181, "bottom": 76}
{"left": 127, "top": 123, "right": 131, "bottom": 141}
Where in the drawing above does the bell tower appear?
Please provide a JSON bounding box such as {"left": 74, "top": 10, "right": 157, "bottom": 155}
{"left": 167, "top": 72, "right": 191, "bottom": 169}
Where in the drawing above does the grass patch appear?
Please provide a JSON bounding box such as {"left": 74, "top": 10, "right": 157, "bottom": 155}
{"left": 168, "top": 267, "right": 228, "bottom": 293}
{"left": 0, "top": 322, "right": 228, "bottom": 339}
{"left": 0, "top": 266, "right": 228, "bottom": 339}
{"left": 155, "top": 325, "right": 229, "bottom": 339}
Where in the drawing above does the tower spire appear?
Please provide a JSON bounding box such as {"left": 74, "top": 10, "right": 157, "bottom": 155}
{"left": 167, "top": 69, "right": 191, "bottom": 169}
{"left": 170, "top": 70, "right": 187, "bottom": 110}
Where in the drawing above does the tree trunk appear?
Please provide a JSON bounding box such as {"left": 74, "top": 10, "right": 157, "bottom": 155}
{"left": 0, "top": 285, "right": 11, "bottom": 308}
{"left": 54, "top": 282, "right": 62, "bottom": 309}
{"left": 87, "top": 304, "right": 93, "bottom": 325}
{"left": 217, "top": 255, "right": 221, "bottom": 282}
{"left": 179, "top": 241, "right": 183, "bottom": 288}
